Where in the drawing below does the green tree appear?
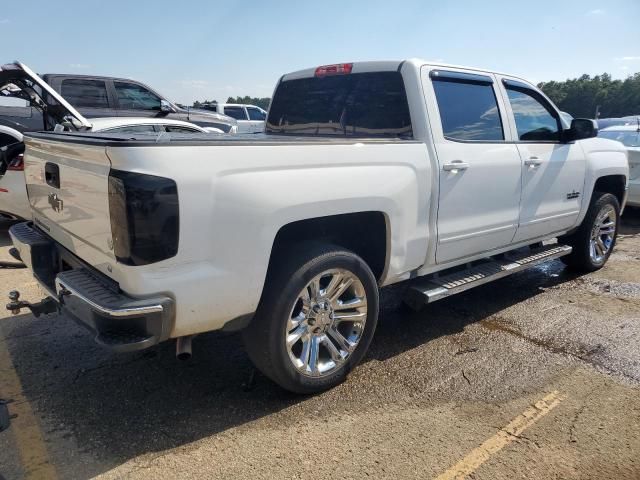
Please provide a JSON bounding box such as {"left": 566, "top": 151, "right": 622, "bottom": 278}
{"left": 538, "top": 72, "right": 640, "bottom": 118}
{"left": 226, "top": 96, "right": 271, "bottom": 110}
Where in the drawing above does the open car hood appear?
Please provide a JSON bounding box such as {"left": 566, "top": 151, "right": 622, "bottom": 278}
{"left": 0, "top": 61, "right": 92, "bottom": 130}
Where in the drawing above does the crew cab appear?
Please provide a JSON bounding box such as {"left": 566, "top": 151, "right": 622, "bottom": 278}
{"left": 7, "top": 60, "right": 629, "bottom": 394}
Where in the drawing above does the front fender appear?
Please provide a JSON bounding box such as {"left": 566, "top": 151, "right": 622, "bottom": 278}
{"left": 576, "top": 138, "right": 629, "bottom": 225}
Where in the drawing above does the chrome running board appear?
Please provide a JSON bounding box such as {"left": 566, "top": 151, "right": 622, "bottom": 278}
{"left": 403, "top": 244, "right": 572, "bottom": 309}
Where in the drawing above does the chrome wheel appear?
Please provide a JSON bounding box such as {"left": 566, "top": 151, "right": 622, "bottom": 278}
{"left": 590, "top": 205, "right": 616, "bottom": 264}
{"left": 285, "top": 269, "right": 367, "bottom": 377}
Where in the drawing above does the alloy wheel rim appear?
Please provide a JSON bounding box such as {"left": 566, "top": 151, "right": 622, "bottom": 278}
{"left": 590, "top": 205, "right": 616, "bottom": 264}
{"left": 285, "top": 268, "right": 367, "bottom": 377}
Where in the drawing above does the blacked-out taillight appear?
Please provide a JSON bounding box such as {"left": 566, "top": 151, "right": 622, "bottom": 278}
{"left": 108, "top": 169, "right": 179, "bottom": 266}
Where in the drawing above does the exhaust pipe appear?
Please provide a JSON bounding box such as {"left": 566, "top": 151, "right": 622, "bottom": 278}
{"left": 176, "top": 335, "right": 193, "bottom": 361}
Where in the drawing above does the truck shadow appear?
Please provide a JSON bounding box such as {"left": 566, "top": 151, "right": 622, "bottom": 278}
{"left": 1, "top": 210, "right": 638, "bottom": 477}
{"left": 372, "top": 207, "right": 639, "bottom": 362}
{"left": 620, "top": 206, "right": 640, "bottom": 235}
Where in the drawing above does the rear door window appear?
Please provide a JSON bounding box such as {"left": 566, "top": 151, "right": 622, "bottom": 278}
{"left": 60, "top": 79, "right": 109, "bottom": 108}
{"left": 431, "top": 73, "right": 504, "bottom": 141}
{"left": 266, "top": 71, "right": 412, "bottom": 137}
{"left": 114, "top": 82, "right": 162, "bottom": 111}
{"left": 224, "top": 106, "right": 249, "bottom": 120}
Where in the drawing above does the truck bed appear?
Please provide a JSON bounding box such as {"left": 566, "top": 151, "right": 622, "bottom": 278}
{"left": 25, "top": 131, "right": 420, "bottom": 147}
{"left": 22, "top": 129, "right": 431, "bottom": 337}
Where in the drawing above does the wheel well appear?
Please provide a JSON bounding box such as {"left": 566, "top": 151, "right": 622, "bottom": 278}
{"left": 270, "top": 212, "right": 388, "bottom": 281}
{"left": 593, "top": 175, "right": 626, "bottom": 206}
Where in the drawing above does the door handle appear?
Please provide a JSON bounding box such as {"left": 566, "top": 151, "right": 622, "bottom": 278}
{"left": 524, "top": 157, "right": 542, "bottom": 167}
{"left": 45, "top": 162, "right": 60, "bottom": 188}
{"left": 442, "top": 161, "right": 469, "bottom": 172}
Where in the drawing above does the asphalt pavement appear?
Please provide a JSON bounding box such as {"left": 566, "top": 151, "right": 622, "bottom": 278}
{"left": 1, "top": 209, "right": 639, "bottom": 479}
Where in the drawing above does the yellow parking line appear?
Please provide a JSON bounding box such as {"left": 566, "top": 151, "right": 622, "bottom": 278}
{"left": 435, "top": 391, "right": 566, "bottom": 480}
{"left": 0, "top": 328, "right": 57, "bottom": 479}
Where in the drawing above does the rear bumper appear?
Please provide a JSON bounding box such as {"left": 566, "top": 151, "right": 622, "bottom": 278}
{"left": 9, "top": 222, "right": 175, "bottom": 352}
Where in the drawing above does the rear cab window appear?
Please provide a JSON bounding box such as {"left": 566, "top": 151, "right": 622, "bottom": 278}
{"left": 266, "top": 71, "right": 412, "bottom": 138}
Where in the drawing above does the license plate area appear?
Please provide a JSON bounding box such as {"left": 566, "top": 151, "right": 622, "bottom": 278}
{"left": 10, "top": 222, "right": 119, "bottom": 295}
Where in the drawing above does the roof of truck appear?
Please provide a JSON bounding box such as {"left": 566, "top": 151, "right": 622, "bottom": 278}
{"left": 281, "top": 59, "right": 535, "bottom": 86}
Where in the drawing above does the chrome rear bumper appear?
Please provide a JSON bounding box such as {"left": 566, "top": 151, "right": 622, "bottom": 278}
{"left": 9, "top": 222, "right": 174, "bottom": 352}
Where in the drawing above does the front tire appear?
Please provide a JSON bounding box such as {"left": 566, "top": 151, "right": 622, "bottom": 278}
{"left": 560, "top": 192, "right": 620, "bottom": 272}
{"left": 243, "top": 244, "right": 379, "bottom": 394}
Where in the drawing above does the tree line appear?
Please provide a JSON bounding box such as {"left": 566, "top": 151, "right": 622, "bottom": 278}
{"left": 538, "top": 72, "right": 640, "bottom": 119}
{"left": 189, "top": 72, "right": 640, "bottom": 120}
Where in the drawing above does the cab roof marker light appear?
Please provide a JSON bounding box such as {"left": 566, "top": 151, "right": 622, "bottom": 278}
{"left": 315, "top": 63, "right": 353, "bottom": 77}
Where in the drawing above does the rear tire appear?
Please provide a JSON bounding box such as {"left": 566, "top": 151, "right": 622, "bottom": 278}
{"left": 560, "top": 192, "right": 620, "bottom": 272}
{"left": 243, "top": 243, "right": 379, "bottom": 394}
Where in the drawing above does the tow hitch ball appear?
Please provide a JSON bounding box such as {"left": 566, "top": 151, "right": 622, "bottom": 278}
{"left": 6, "top": 290, "right": 59, "bottom": 317}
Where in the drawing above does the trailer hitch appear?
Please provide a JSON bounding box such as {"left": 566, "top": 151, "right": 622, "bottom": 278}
{"left": 6, "top": 290, "right": 59, "bottom": 317}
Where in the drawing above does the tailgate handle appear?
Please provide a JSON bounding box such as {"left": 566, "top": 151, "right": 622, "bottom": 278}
{"left": 45, "top": 162, "right": 60, "bottom": 189}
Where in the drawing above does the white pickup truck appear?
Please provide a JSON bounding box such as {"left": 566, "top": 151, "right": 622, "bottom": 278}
{"left": 7, "top": 60, "right": 629, "bottom": 393}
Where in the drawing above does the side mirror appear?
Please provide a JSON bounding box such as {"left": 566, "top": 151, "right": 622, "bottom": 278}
{"left": 565, "top": 118, "right": 598, "bottom": 141}
{"left": 160, "top": 99, "right": 176, "bottom": 114}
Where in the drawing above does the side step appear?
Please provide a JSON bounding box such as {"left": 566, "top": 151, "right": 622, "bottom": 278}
{"left": 404, "top": 244, "right": 572, "bottom": 310}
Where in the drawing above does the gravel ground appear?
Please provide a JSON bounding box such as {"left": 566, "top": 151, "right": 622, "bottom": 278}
{"left": 1, "top": 208, "right": 639, "bottom": 480}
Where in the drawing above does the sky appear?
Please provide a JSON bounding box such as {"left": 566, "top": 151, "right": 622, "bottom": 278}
{"left": 1, "top": 0, "right": 639, "bottom": 105}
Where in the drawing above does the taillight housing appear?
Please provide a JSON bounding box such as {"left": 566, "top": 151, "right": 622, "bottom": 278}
{"left": 314, "top": 63, "right": 353, "bottom": 77}
{"left": 7, "top": 153, "right": 24, "bottom": 171}
{"left": 108, "top": 169, "right": 179, "bottom": 266}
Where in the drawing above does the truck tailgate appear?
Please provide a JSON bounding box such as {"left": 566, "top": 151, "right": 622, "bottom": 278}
{"left": 24, "top": 136, "right": 115, "bottom": 266}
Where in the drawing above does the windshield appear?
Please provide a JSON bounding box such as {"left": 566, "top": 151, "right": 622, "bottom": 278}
{"left": 266, "top": 71, "right": 412, "bottom": 138}
{"left": 598, "top": 130, "right": 640, "bottom": 147}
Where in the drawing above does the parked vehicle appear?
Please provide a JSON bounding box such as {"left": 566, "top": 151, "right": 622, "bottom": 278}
{"left": 0, "top": 61, "right": 238, "bottom": 134}
{"left": 0, "top": 124, "right": 21, "bottom": 147}
{"left": 596, "top": 117, "right": 637, "bottom": 130}
{"left": 0, "top": 126, "right": 25, "bottom": 219}
{"left": 0, "top": 117, "right": 221, "bottom": 219}
{"left": 200, "top": 103, "right": 267, "bottom": 133}
{"left": 7, "top": 60, "right": 629, "bottom": 394}
{"left": 86, "top": 117, "right": 223, "bottom": 134}
{"left": 599, "top": 125, "right": 639, "bottom": 207}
